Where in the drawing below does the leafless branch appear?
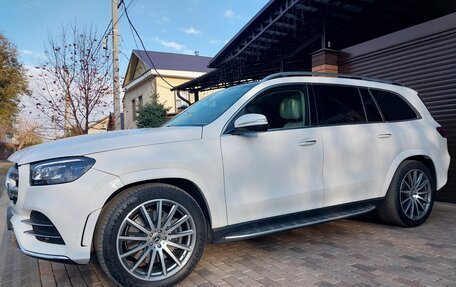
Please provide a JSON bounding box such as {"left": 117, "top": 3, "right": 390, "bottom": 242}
{"left": 31, "top": 23, "right": 112, "bottom": 137}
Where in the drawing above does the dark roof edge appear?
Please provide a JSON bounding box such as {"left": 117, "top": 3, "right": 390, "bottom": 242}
{"left": 121, "top": 51, "right": 138, "bottom": 87}
{"left": 208, "top": 0, "right": 276, "bottom": 67}
{"left": 132, "top": 49, "right": 212, "bottom": 61}
{"left": 132, "top": 50, "right": 148, "bottom": 68}
{"left": 340, "top": 12, "right": 456, "bottom": 61}
{"left": 171, "top": 70, "right": 218, "bottom": 91}
{"left": 131, "top": 49, "right": 214, "bottom": 73}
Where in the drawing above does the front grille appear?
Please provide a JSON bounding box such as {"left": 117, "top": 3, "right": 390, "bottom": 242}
{"left": 6, "top": 165, "right": 19, "bottom": 204}
{"left": 22, "top": 211, "right": 65, "bottom": 245}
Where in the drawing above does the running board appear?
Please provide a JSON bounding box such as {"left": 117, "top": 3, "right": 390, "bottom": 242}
{"left": 223, "top": 205, "right": 376, "bottom": 241}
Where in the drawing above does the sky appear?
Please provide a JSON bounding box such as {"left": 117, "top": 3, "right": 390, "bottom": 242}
{"left": 0, "top": 0, "right": 269, "bottom": 137}
{"left": 0, "top": 0, "right": 269, "bottom": 75}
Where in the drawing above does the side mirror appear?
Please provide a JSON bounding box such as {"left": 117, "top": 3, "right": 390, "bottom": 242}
{"left": 232, "top": 113, "right": 268, "bottom": 135}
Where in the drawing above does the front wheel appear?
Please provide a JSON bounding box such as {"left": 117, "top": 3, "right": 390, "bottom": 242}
{"left": 378, "top": 160, "right": 435, "bottom": 227}
{"left": 95, "top": 183, "right": 207, "bottom": 287}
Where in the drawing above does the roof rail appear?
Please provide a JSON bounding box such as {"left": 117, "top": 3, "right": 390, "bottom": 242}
{"left": 262, "top": 72, "right": 404, "bottom": 86}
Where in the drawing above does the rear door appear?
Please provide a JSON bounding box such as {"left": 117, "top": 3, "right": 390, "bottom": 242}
{"left": 366, "top": 88, "right": 421, "bottom": 195}
{"left": 312, "top": 84, "right": 382, "bottom": 206}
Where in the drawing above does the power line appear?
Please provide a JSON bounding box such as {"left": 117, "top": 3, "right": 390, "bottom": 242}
{"left": 120, "top": 50, "right": 130, "bottom": 61}
{"left": 94, "top": 19, "right": 113, "bottom": 54}
{"left": 124, "top": 14, "right": 157, "bottom": 98}
{"left": 121, "top": 2, "right": 175, "bottom": 89}
{"left": 127, "top": 21, "right": 140, "bottom": 51}
{"left": 94, "top": 0, "right": 136, "bottom": 55}
{"left": 119, "top": 36, "right": 133, "bottom": 63}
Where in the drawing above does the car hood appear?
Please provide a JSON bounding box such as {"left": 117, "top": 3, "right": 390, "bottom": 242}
{"left": 9, "top": 127, "right": 203, "bottom": 165}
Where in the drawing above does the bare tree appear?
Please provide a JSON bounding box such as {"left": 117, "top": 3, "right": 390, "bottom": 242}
{"left": 13, "top": 118, "right": 43, "bottom": 150}
{"left": 32, "top": 24, "right": 112, "bottom": 136}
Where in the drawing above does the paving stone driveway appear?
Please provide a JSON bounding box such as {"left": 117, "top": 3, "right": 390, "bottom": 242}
{"left": 0, "top": 173, "right": 455, "bottom": 286}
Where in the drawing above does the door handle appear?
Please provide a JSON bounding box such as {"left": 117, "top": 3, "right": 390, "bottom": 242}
{"left": 377, "top": 133, "right": 392, "bottom": 138}
{"left": 298, "top": 139, "right": 317, "bottom": 146}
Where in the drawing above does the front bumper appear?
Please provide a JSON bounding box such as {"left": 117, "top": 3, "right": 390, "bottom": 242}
{"left": 7, "top": 206, "right": 73, "bottom": 263}
{"left": 7, "top": 165, "right": 123, "bottom": 264}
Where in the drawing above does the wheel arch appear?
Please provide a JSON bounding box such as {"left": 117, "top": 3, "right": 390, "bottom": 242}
{"left": 103, "top": 178, "right": 213, "bottom": 229}
{"left": 405, "top": 155, "right": 437, "bottom": 189}
{"left": 381, "top": 150, "right": 437, "bottom": 197}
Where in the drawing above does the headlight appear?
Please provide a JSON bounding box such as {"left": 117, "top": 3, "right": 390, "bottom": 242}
{"left": 30, "top": 157, "right": 95, "bottom": 186}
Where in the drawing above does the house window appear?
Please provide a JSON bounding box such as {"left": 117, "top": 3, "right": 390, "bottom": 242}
{"left": 176, "top": 91, "right": 189, "bottom": 111}
{"left": 138, "top": 95, "right": 143, "bottom": 108}
{"left": 132, "top": 99, "right": 136, "bottom": 120}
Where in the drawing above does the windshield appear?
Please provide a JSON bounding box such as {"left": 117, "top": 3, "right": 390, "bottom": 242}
{"left": 165, "top": 83, "right": 257, "bottom": 127}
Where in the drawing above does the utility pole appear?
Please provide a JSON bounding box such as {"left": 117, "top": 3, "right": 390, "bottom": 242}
{"left": 63, "top": 69, "right": 70, "bottom": 136}
{"left": 112, "top": 0, "right": 121, "bottom": 130}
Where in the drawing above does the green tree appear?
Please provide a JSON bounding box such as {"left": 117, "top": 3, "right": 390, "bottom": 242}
{"left": 0, "top": 33, "right": 29, "bottom": 127}
{"left": 136, "top": 101, "right": 170, "bottom": 128}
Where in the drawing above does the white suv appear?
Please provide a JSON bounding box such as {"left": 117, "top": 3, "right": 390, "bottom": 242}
{"left": 5, "top": 72, "right": 450, "bottom": 286}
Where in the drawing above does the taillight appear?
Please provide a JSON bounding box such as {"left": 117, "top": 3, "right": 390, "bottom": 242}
{"left": 436, "top": 126, "right": 446, "bottom": 138}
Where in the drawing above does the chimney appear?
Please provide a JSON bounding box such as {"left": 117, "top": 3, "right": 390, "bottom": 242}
{"left": 311, "top": 48, "right": 339, "bottom": 73}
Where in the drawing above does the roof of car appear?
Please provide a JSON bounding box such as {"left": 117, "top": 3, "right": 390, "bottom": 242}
{"left": 262, "top": 72, "right": 404, "bottom": 86}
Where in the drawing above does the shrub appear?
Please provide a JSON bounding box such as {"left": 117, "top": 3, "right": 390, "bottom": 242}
{"left": 136, "top": 102, "right": 170, "bottom": 128}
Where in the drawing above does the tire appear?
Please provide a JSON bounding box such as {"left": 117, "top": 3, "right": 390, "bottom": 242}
{"left": 95, "top": 183, "right": 207, "bottom": 287}
{"left": 378, "top": 160, "right": 435, "bottom": 227}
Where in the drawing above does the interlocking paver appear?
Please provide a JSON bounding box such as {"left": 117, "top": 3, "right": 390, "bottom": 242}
{"left": 1, "top": 173, "right": 456, "bottom": 286}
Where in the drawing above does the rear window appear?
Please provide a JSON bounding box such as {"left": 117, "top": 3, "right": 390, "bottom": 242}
{"left": 370, "top": 89, "right": 418, "bottom": 121}
{"left": 360, "top": 89, "right": 383, "bottom": 122}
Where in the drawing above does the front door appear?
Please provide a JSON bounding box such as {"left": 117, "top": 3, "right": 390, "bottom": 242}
{"left": 221, "top": 85, "right": 324, "bottom": 225}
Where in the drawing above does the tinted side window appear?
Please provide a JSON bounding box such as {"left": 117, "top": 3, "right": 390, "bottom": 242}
{"left": 360, "top": 89, "right": 383, "bottom": 122}
{"left": 244, "top": 86, "right": 309, "bottom": 129}
{"left": 370, "top": 89, "right": 418, "bottom": 121}
{"left": 225, "top": 85, "right": 313, "bottom": 133}
{"left": 313, "top": 85, "right": 366, "bottom": 125}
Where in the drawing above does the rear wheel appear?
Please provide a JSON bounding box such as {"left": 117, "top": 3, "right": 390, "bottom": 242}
{"left": 95, "top": 183, "right": 206, "bottom": 286}
{"left": 378, "top": 160, "right": 435, "bottom": 227}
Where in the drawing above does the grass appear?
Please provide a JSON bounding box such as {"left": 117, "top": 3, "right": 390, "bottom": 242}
{"left": 0, "top": 161, "right": 13, "bottom": 175}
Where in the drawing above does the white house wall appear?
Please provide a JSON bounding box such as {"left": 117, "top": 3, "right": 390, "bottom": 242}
{"left": 123, "top": 76, "right": 157, "bottom": 129}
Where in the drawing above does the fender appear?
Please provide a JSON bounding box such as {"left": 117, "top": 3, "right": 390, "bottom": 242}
{"left": 82, "top": 168, "right": 225, "bottom": 252}
{"left": 116, "top": 168, "right": 226, "bottom": 228}
{"left": 380, "top": 149, "right": 432, "bottom": 197}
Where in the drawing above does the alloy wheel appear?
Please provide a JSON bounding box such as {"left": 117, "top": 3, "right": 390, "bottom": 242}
{"left": 116, "top": 199, "right": 197, "bottom": 281}
{"left": 399, "top": 169, "right": 432, "bottom": 220}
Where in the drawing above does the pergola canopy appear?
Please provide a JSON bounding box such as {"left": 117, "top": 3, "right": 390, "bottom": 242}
{"left": 173, "top": 0, "right": 456, "bottom": 92}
